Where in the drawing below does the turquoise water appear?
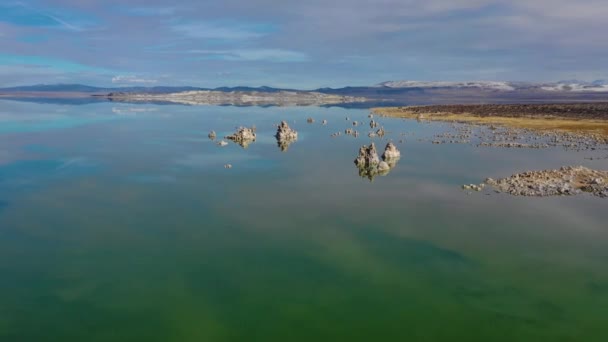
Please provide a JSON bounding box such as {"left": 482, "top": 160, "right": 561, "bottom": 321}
{"left": 1, "top": 100, "right": 608, "bottom": 341}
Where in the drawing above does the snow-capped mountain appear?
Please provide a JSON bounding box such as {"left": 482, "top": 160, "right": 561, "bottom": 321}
{"left": 377, "top": 80, "right": 608, "bottom": 92}
{"left": 377, "top": 81, "right": 516, "bottom": 91}
{"left": 540, "top": 80, "right": 608, "bottom": 92}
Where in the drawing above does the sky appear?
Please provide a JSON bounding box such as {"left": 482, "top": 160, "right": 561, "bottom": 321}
{"left": 0, "top": 0, "right": 607, "bottom": 88}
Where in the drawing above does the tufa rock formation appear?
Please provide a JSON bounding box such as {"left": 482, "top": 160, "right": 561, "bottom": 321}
{"left": 355, "top": 142, "right": 380, "bottom": 168}
{"left": 376, "top": 127, "right": 386, "bottom": 137}
{"left": 355, "top": 142, "right": 401, "bottom": 181}
{"left": 275, "top": 121, "right": 298, "bottom": 151}
{"left": 225, "top": 126, "right": 256, "bottom": 148}
{"left": 382, "top": 142, "right": 401, "bottom": 160}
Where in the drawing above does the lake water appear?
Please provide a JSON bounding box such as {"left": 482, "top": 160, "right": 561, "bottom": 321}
{"left": 1, "top": 99, "right": 607, "bottom": 341}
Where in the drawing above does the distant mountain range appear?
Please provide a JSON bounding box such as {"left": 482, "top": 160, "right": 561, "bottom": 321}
{"left": 1, "top": 80, "right": 608, "bottom": 107}
{"left": 2, "top": 80, "right": 608, "bottom": 95}
{"left": 0, "top": 84, "right": 293, "bottom": 94}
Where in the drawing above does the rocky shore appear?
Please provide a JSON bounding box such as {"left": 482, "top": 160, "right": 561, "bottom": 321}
{"left": 375, "top": 103, "right": 608, "bottom": 119}
{"left": 484, "top": 166, "right": 608, "bottom": 197}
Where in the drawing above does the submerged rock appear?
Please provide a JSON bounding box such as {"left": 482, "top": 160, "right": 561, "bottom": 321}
{"left": 275, "top": 121, "right": 298, "bottom": 151}
{"left": 322, "top": 120, "right": 328, "bottom": 125}
{"left": 225, "top": 126, "right": 256, "bottom": 148}
{"left": 208, "top": 130, "right": 217, "bottom": 140}
{"left": 217, "top": 140, "right": 228, "bottom": 147}
{"left": 382, "top": 142, "right": 401, "bottom": 160}
{"left": 307, "top": 117, "right": 315, "bottom": 124}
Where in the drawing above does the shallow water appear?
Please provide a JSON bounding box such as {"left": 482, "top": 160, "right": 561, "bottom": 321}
{"left": 1, "top": 100, "right": 607, "bottom": 341}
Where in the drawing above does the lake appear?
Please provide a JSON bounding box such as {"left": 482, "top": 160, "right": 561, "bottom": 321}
{"left": 1, "top": 99, "right": 607, "bottom": 341}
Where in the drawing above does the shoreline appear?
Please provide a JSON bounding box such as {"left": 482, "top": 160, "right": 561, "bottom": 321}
{"left": 105, "top": 90, "right": 367, "bottom": 106}
{"left": 372, "top": 103, "right": 608, "bottom": 136}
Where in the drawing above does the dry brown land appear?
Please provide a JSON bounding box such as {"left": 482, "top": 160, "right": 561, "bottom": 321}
{"left": 372, "top": 103, "right": 608, "bottom": 136}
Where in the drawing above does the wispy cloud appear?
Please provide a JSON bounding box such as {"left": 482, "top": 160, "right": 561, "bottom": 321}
{"left": 0, "top": 1, "right": 92, "bottom": 31}
{"left": 125, "top": 7, "right": 179, "bottom": 16}
{"left": 187, "top": 49, "right": 308, "bottom": 62}
{"left": 171, "top": 21, "right": 276, "bottom": 40}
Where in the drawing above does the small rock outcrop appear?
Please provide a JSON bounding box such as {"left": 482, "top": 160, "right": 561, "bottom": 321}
{"left": 462, "top": 183, "right": 485, "bottom": 192}
{"left": 376, "top": 127, "right": 386, "bottom": 137}
{"left": 217, "top": 140, "right": 228, "bottom": 147}
{"left": 354, "top": 142, "right": 402, "bottom": 180}
{"left": 484, "top": 166, "right": 608, "bottom": 197}
{"left": 307, "top": 117, "right": 314, "bottom": 124}
{"left": 225, "top": 126, "right": 256, "bottom": 148}
{"left": 355, "top": 143, "right": 380, "bottom": 168}
{"left": 208, "top": 131, "right": 217, "bottom": 140}
{"left": 382, "top": 142, "right": 401, "bottom": 160}
{"left": 276, "top": 121, "right": 298, "bottom": 141}
{"left": 275, "top": 121, "right": 298, "bottom": 151}
{"left": 354, "top": 143, "right": 383, "bottom": 180}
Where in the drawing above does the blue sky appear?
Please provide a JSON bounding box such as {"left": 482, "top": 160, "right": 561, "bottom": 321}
{"left": 0, "top": 0, "right": 606, "bottom": 88}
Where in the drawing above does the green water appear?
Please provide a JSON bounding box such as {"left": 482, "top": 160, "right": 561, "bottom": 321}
{"left": 1, "top": 100, "right": 607, "bottom": 341}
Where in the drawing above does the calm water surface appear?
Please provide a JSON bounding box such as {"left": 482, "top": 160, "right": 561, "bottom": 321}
{"left": 1, "top": 100, "right": 608, "bottom": 341}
